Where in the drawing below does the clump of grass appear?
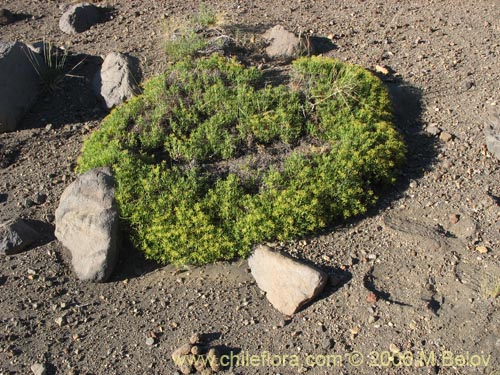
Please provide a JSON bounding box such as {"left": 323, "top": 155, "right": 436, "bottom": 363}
{"left": 78, "top": 54, "right": 405, "bottom": 265}
{"left": 25, "top": 40, "right": 86, "bottom": 93}
{"left": 25, "top": 40, "right": 68, "bottom": 92}
{"left": 163, "top": 4, "right": 221, "bottom": 61}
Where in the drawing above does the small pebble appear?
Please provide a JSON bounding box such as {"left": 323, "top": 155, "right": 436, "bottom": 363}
{"left": 389, "top": 343, "right": 400, "bottom": 353}
{"left": 145, "top": 337, "right": 155, "bottom": 346}
{"left": 439, "top": 131, "right": 453, "bottom": 142}
{"left": 366, "top": 292, "right": 378, "bottom": 304}
{"left": 54, "top": 316, "right": 65, "bottom": 327}
{"left": 189, "top": 333, "right": 201, "bottom": 344}
{"left": 31, "top": 363, "right": 46, "bottom": 375}
{"left": 449, "top": 214, "right": 460, "bottom": 224}
{"left": 476, "top": 245, "right": 488, "bottom": 254}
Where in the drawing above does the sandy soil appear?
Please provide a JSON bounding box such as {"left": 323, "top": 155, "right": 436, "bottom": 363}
{"left": 1, "top": 1, "right": 499, "bottom": 374}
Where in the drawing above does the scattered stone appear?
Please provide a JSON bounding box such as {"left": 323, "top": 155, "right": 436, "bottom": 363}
{"left": 366, "top": 292, "right": 378, "bottom": 304}
{"left": 191, "top": 345, "right": 202, "bottom": 355}
{"left": 93, "top": 52, "right": 140, "bottom": 109}
{"left": 375, "top": 65, "right": 390, "bottom": 75}
{"left": 54, "top": 316, "right": 65, "bottom": 327}
{"left": 389, "top": 343, "right": 401, "bottom": 353}
{"left": 145, "top": 337, "right": 155, "bottom": 346}
{"left": 248, "top": 245, "right": 328, "bottom": 315}
{"left": 59, "top": 3, "right": 104, "bottom": 34}
{"left": 0, "top": 41, "right": 42, "bottom": 133}
{"left": 55, "top": 167, "right": 119, "bottom": 282}
{"left": 439, "top": 131, "right": 453, "bottom": 142}
{"left": 368, "top": 315, "right": 377, "bottom": 324}
{"left": 476, "top": 245, "right": 489, "bottom": 254}
{"left": 173, "top": 336, "right": 222, "bottom": 374}
{"left": 0, "top": 218, "right": 41, "bottom": 255}
{"left": 194, "top": 357, "right": 207, "bottom": 372}
{"left": 30, "top": 363, "right": 46, "bottom": 375}
{"left": 448, "top": 214, "right": 459, "bottom": 224}
{"left": 349, "top": 327, "right": 359, "bottom": 339}
{"left": 189, "top": 333, "right": 201, "bottom": 345}
{"left": 425, "top": 124, "right": 441, "bottom": 136}
{"left": 484, "top": 107, "right": 500, "bottom": 160}
{"left": 263, "top": 25, "right": 303, "bottom": 60}
{"left": 172, "top": 343, "right": 193, "bottom": 361}
{"left": 0, "top": 9, "right": 15, "bottom": 26}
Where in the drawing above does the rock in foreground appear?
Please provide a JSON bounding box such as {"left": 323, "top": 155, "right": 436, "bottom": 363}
{"left": 55, "top": 167, "right": 119, "bottom": 282}
{"left": 93, "top": 52, "right": 140, "bottom": 109}
{"left": 248, "top": 245, "right": 328, "bottom": 315}
{"left": 0, "top": 218, "right": 41, "bottom": 255}
{"left": 0, "top": 41, "right": 41, "bottom": 133}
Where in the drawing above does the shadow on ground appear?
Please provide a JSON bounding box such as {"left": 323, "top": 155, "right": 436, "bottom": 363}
{"left": 20, "top": 53, "right": 107, "bottom": 130}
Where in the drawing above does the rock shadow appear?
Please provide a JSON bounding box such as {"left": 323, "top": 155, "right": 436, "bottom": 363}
{"left": 20, "top": 53, "right": 108, "bottom": 130}
{"left": 110, "top": 235, "right": 163, "bottom": 281}
{"left": 0, "top": 9, "right": 32, "bottom": 25}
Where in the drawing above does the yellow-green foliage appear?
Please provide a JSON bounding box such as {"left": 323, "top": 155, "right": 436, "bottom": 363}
{"left": 78, "top": 55, "right": 405, "bottom": 265}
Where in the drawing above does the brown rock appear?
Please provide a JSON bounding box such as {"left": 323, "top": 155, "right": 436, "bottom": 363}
{"left": 191, "top": 345, "right": 201, "bottom": 355}
{"left": 366, "top": 292, "right": 378, "bottom": 304}
{"left": 439, "top": 131, "right": 453, "bottom": 142}
{"left": 248, "top": 245, "right": 328, "bottom": 315}
{"left": 178, "top": 362, "right": 193, "bottom": 375}
{"left": 172, "top": 343, "right": 193, "bottom": 362}
{"left": 449, "top": 214, "right": 460, "bottom": 224}
{"left": 189, "top": 333, "right": 201, "bottom": 345}
{"left": 194, "top": 357, "right": 207, "bottom": 372}
{"left": 375, "top": 65, "right": 390, "bottom": 75}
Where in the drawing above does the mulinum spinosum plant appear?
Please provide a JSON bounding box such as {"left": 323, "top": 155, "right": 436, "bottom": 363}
{"left": 78, "top": 51, "right": 405, "bottom": 266}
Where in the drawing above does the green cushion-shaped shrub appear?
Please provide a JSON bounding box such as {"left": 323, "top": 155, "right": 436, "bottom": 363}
{"left": 78, "top": 55, "right": 405, "bottom": 265}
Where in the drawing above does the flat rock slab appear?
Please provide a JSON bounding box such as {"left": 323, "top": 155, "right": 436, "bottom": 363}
{"left": 263, "top": 25, "right": 302, "bottom": 60}
{"left": 55, "top": 167, "right": 119, "bottom": 282}
{"left": 248, "top": 245, "right": 327, "bottom": 315}
{"left": 0, "top": 41, "right": 41, "bottom": 133}
{"left": 59, "top": 3, "right": 103, "bottom": 34}
{"left": 0, "top": 218, "right": 41, "bottom": 255}
{"left": 484, "top": 107, "right": 500, "bottom": 161}
{"left": 93, "top": 52, "right": 140, "bottom": 109}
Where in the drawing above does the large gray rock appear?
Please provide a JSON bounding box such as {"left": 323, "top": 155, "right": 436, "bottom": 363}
{"left": 55, "top": 167, "right": 119, "bottom": 282}
{"left": 484, "top": 107, "right": 500, "bottom": 161}
{"left": 0, "top": 41, "right": 41, "bottom": 133}
{"left": 93, "top": 52, "right": 140, "bottom": 109}
{"left": 0, "top": 218, "right": 41, "bottom": 255}
{"left": 248, "top": 245, "right": 328, "bottom": 315}
{"left": 59, "top": 3, "right": 103, "bottom": 34}
{"left": 263, "top": 25, "right": 303, "bottom": 60}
